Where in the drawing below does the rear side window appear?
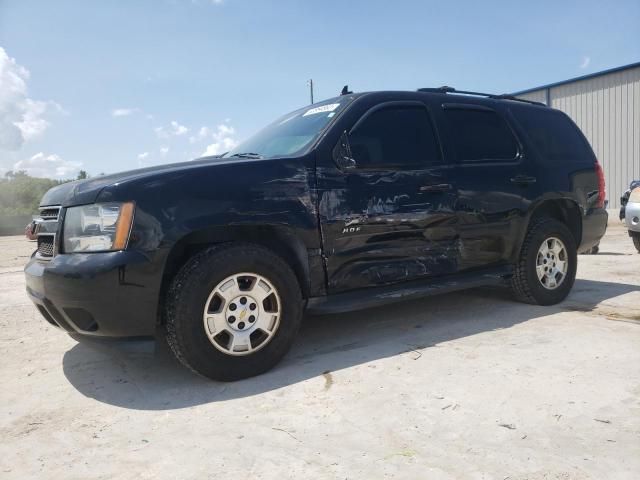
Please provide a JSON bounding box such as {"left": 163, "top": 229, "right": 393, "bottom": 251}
{"left": 444, "top": 107, "right": 519, "bottom": 162}
{"left": 349, "top": 106, "right": 441, "bottom": 168}
{"left": 510, "top": 107, "right": 594, "bottom": 164}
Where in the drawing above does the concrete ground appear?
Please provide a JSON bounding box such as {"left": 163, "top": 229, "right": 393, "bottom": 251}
{"left": 1, "top": 223, "right": 639, "bottom": 480}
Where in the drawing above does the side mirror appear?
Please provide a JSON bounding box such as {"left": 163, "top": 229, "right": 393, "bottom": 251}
{"left": 332, "top": 131, "right": 356, "bottom": 170}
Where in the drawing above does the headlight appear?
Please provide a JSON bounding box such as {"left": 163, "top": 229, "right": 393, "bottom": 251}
{"left": 63, "top": 202, "right": 135, "bottom": 253}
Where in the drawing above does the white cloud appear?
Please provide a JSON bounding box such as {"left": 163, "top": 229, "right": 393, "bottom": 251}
{"left": 160, "top": 146, "right": 169, "bottom": 156}
{"left": 15, "top": 98, "right": 49, "bottom": 141}
{"left": 13, "top": 152, "right": 82, "bottom": 178}
{"left": 111, "top": 107, "right": 139, "bottom": 117}
{"left": 172, "top": 121, "right": 188, "bottom": 135}
{"left": 0, "top": 47, "right": 58, "bottom": 150}
{"left": 189, "top": 126, "right": 211, "bottom": 143}
{"left": 137, "top": 151, "right": 149, "bottom": 168}
{"left": 155, "top": 120, "right": 189, "bottom": 138}
{"left": 201, "top": 123, "right": 238, "bottom": 156}
{"left": 580, "top": 56, "right": 591, "bottom": 69}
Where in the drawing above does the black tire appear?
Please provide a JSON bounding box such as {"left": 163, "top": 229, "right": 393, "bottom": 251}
{"left": 510, "top": 219, "right": 577, "bottom": 305}
{"left": 165, "top": 243, "right": 303, "bottom": 381}
{"left": 633, "top": 233, "right": 640, "bottom": 253}
{"left": 580, "top": 244, "right": 599, "bottom": 255}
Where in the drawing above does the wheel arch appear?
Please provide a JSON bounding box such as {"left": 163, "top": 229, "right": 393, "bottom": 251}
{"left": 512, "top": 198, "right": 583, "bottom": 261}
{"left": 158, "top": 225, "right": 312, "bottom": 320}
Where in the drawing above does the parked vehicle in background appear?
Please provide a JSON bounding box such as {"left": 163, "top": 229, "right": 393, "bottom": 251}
{"left": 24, "top": 87, "right": 608, "bottom": 381}
{"left": 25, "top": 220, "right": 38, "bottom": 241}
{"left": 620, "top": 180, "right": 640, "bottom": 220}
{"left": 621, "top": 181, "right": 640, "bottom": 253}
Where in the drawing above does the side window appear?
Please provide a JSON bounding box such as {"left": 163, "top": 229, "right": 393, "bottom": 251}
{"left": 349, "top": 106, "right": 441, "bottom": 168}
{"left": 510, "top": 107, "right": 595, "bottom": 165}
{"left": 444, "top": 107, "right": 519, "bottom": 162}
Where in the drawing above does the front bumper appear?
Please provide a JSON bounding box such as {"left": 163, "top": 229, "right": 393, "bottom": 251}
{"left": 578, "top": 208, "right": 608, "bottom": 253}
{"left": 624, "top": 201, "right": 640, "bottom": 233}
{"left": 25, "top": 250, "right": 161, "bottom": 337}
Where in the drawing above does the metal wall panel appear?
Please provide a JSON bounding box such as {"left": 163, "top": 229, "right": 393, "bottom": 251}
{"left": 517, "top": 65, "right": 640, "bottom": 208}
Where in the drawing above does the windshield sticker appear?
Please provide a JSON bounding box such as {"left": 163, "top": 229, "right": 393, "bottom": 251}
{"left": 303, "top": 103, "right": 340, "bottom": 117}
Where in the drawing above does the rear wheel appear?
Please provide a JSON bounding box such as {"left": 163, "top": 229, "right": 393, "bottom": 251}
{"left": 511, "top": 219, "right": 577, "bottom": 305}
{"left": 165, "top": 243, "right": 303, "bottom": 381}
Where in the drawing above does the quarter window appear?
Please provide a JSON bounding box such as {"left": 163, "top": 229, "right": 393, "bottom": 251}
{"left": 444, "top": 108, "right": 519, "bottom": 162}
{"left": 349, "top": 106, "right": 441, "bottom": 168}
{"left": 510, "top": 106, "right": 594, "bottom": 165}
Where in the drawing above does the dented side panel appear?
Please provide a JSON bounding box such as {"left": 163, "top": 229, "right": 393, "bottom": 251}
{"left": 317, "top": 165, "right": 459, "bottom": 292}
{"left": 425, "top": 98, "right": 544, "bottom": 271}
{"left": 96, "top": 156, "right": 324, "bottom": 294}
{"left": 314, "top": 93, "right": 460, "bottom": 293}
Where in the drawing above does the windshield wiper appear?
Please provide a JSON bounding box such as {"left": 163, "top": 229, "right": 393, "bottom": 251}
{"left": 229, "top": 152, "right": 264, "bottom": 159}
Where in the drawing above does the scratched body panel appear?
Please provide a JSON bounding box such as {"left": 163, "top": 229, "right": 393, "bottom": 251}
{"left": 316, "top": 164, "right": 459, "bottom": 292}
{"left": 313, "top": 91, "right": 463, "bottom": 293}
{"left": 83, "top": 156, "right": 322, "bottom": 303}
{"left": 94, "top": 157, "right": 319, "bottom": 247}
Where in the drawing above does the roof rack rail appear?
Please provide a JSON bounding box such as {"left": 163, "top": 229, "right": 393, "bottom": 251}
{"left": 416, "top": 86, "right": 546, "bottom": 106}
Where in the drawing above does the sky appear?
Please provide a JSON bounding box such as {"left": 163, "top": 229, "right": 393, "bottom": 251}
{"left": 0, "top": 0, "right": 639, "bottom": 178}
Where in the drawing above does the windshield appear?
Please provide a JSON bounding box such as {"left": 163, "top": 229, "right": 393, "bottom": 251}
{"left": 225, "top": 100, "right": 346, "bottom": 159}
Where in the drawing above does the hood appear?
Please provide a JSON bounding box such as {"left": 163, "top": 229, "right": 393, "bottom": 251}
{"left": 40, "top": 156, "right": 242, "bottom": 207}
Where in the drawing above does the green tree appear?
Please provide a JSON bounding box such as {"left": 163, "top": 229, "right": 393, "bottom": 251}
{"left": 0, "top": 171, "right": 71, "bottom": 216}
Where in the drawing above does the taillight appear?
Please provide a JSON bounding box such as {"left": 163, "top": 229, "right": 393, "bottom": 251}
{"left": 595, "top": 159, "right": 606, "bottom": 208}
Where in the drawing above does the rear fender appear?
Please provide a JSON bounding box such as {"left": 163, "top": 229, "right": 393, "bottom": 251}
{"left": 509, "top": 197, "right": 582, "bottom": 262}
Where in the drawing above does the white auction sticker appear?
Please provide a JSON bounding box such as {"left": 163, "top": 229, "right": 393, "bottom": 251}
{"left": 303, "top": 103, "right": 340, "bottom": 117}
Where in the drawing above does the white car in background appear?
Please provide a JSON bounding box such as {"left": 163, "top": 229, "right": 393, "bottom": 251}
{"left": 624, "top": 186, "right": 640, "bottom": 253}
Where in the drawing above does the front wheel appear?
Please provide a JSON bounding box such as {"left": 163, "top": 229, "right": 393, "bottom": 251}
{"left": 510, "top": 219, "right": 577, "bottom": 305}
{"left": 165, "top": 243, "right": 303, "bottom": 381}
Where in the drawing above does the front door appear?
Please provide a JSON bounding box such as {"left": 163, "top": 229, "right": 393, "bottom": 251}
{"left": 317, "top": 100, "right": 459, "bottom": 293}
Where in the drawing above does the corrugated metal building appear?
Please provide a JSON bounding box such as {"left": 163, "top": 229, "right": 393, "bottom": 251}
{"left": 514, "top": 62, "right": 640, "bottom": 208}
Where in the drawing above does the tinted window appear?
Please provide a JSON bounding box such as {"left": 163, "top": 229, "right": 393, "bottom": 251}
{"left": 510, "top": 107, "right": 594, "bottom": 165}
{"left": 445, "top": 108, "right": 519, "bottom": 162}
{"left": 349, "top": 106, "right": 441, "bottom": 168}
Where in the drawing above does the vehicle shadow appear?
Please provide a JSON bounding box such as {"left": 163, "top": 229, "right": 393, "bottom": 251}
{"left": 62, "top": 278, "right": 639, "bottom": 410}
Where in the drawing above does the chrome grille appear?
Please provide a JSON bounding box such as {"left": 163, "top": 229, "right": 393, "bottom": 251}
{"left": 35, "top": 205, "right": 61, "bottom": 259}
{"left": 39, "top": 207, "right": 60, "bottom": 221}
{"left": 37, "top": 236, "right": 55, "bottom": 257}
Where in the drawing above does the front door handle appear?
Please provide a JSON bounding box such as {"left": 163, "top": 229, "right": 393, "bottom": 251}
{"left": 420, "top": 183, "right": 452, "bottom": 192}
{"left": 510, "top": 175, "right": 537, "bottom": 185}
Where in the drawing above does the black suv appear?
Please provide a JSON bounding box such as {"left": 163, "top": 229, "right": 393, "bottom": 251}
{"left": 25, "top": 87, "right": 608, "bottom": 380}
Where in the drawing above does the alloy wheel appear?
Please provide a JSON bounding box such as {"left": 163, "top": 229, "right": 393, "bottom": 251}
{"left": 202, "top": 273, "right": 281, "bottom": 356}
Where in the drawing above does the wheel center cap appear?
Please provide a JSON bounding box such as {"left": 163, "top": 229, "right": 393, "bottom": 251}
{"left": 226, "top": 295, "right": 258, "bottom": 331}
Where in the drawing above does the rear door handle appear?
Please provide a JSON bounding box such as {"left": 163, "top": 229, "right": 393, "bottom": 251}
{"left": 420, "top": 183, "right": 452, "bottom": 192}
{"left": 510, "top": 175, "right": 537, "bottom": 185}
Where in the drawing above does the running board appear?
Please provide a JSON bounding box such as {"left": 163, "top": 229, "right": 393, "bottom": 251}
{"left": 306, "top": 266, "right": 513, "bottom": 315}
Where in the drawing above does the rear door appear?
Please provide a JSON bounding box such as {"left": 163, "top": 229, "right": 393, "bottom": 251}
{"left": 317, "top": 100, "right": 459, "bottom": 293}
{"left": 436, "top": 102, "right": 539, "bottom": 269}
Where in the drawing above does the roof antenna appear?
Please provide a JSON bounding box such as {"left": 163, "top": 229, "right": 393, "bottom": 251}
{"left": 341, "top": 85, "right": 353, "bottom": 96}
